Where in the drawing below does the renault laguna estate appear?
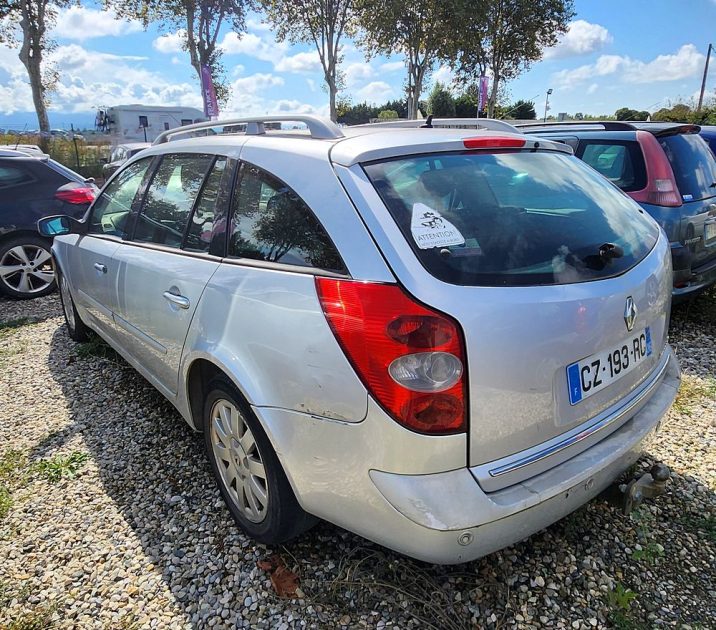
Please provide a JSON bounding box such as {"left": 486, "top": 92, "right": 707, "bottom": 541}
{"left": 39, "top": 115, "right": 680, "bottom": 564}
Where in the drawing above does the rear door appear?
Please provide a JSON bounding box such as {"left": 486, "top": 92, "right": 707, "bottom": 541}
{"left": 68, "top": 157, "right": 153, "bottom": 336}
{"left": 111, "top": 153, "right": 227, "bottom": 396}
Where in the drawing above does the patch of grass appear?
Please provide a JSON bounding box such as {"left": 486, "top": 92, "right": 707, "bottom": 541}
{"left": 5, "top": 604, "right": 57, "bottom": 630}
{"left": 0, "top": 450, "right": 27, "bottom": 521}
{"left": 33, "top": 451, "right": 88, "bottom": 483}
{"left": 673, "top": 374, "right": 716, "bottom": 416}
{"left": 0, "top": 317, "right": 31, "bottom": 336}
{"left": 74, "top": 336, "right": 117, "bottom": 361}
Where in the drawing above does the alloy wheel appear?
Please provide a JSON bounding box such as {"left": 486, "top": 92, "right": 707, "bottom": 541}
{"left": 0, "top": 245, "right": 55, "bottom": 295}
{"left": 210, "top": 398, "right": 269, "bottom": 523}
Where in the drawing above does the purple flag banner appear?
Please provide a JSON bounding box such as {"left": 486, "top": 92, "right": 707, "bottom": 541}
{"left": 478, "top": 76, "right": 489, "bottom": 114}
{"left": 201, "top": 64, "right": 219, "bottom": 119}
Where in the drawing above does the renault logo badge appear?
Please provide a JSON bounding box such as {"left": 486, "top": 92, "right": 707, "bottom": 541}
{"left": 624, "top": 296, "right": 637, "bottom": 332}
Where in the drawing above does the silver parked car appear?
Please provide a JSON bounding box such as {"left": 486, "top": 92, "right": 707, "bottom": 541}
{"left": 39, "top": 115, "right": 680, "bottom": 564}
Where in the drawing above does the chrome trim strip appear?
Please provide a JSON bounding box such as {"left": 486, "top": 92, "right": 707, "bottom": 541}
{"left": 488, "top": 353, "right": 670, "bottom": 478}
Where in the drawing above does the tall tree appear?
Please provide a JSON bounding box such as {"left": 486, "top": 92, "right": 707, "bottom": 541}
{"left": 107, "top": 0, "right": 247, "bottom": 106}
{"left": 449, "top": 0, "right": 573, "bottom": 117}
{"left": 0, "top": 0, "right": 69, "bottom": 143}
{"left": 260, "top": 0, "right": 354, "bottom": 122}
{"left": 356, "top": 0, "right": 454, "bottom": 119}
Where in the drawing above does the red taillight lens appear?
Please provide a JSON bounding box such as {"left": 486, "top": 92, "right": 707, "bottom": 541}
{"left": 630, "top": 130, "right": 682, "bottom": 207}
{"left": 316, "top": 278, "right": 466, "bottom": 434}
{"left": 463, "top": 136, "right": 525, "bottom": 149}
{"left": 55, "top": 187, "right": 96, "bottom": 204}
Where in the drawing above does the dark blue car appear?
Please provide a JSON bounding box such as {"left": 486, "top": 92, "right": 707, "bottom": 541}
{"left": 517, "top": 122, "right": 716, "bottom": 300}
{"left": 0, "top": 148, "right": 97, "bottom": 298}
{"left": 700, "top": 125, "right": 716, "bottom": 156}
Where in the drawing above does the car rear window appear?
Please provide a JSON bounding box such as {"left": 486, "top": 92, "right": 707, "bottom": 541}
{"left": 658, "top": 133, "right": 716, "bottom": 202}
{"left": 578, "top": 141, "right": 646, "bottom": 192}
{"left": 363, "top": 150, "right": 659, "bottom": 287}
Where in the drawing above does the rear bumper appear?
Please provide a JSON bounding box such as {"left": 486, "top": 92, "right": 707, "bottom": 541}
{"left": 672, "top": 250, "right": 716, "bottom": 301}
{"left": 258, "top": 349, "right": 680, "bottom": 564}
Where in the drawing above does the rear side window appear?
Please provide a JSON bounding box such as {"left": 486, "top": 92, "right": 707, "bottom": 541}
{"left": 184, "top": 157, "right": 227, "bottom": 253}
{"left": 578, "top": 141, "right": 646, "bottom": 192}
{"left": 89, "top": 158, "right": 151, "bottom": 238}
{"left": 364, "top": 151, "right": 659, "bottom": 287}
{"left": 134, "top": 154, "right": 214, "bottom": 248}
{"left": 228, "top": 163, "right": 344, "bottom": 272}
{"left": 0, "top": 163, "right": 35, "bottom": 189}
{"left": 658, "top": 133, "right": 716, "bottom": 201}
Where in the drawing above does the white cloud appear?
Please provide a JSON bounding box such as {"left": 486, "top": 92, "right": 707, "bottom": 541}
{"left": 220, "top": 31, "right": 288, "bottom": 63}
{"left": 587, "top": 83, "right": 599, "bottom": 95}
{"left": 552, "top": 44, "right": 705, "bottom": 89}
{"left": 0, "top": 42, "right": 201, "bottom": 115}
{"left": 153, "top": 30, "right": 186, "bottom": 54}
{"left": 274, "top": 51, "right": 322, "bottom": 73}
{"left": 306, "top": 78, "right": 317, "bottom": 92}
{"left": 380, "top": 61, "right": 405, "bottom": 73}
{"left": 345, "top": 62, "right": 373, "bottom": 86}
{"left": 544, "top": 20, "right": 612, "bottom": 60}
{"left": 52, "top": 6, "right": 143, "bottom": 41}
{"left": 432, "top": 65, "right": 454, "bottom": 87}
{"left": 357, "top": 81, "right": 393, "bottom": 103}
{"left": 231, "top": 72, "right": 284, "bottom": 94}
{"left": 246, "top": 18, "right": 272, "bottom": 32}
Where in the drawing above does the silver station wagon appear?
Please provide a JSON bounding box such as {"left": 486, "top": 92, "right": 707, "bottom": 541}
{"left": 39, "top": 115, "right": 681, "bottom": 564}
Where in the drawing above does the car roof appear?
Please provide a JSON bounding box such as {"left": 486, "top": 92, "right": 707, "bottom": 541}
{"left": 137, "top": 115, "right": 572, "bottom": 168}
{"left": 116, "top": 142, "right": 151, "bottom": 150}
{"left": 0, "top": 145, "right": 47, "bottom": 157}
{"left": 516, "top": 120, "right": 700, "bottom": 138}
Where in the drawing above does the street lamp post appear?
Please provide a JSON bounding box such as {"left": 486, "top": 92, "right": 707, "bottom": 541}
{"left": 697, "top": 44, "right": 713, "bottom": 112}
{"left": 544, "top": 89, "right": 553, "bottom": 122}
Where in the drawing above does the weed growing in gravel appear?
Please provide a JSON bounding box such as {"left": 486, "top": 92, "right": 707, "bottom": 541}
{"left": 0, "top": 450, "right": 27, "bottom": 521}
{"left": 679, "top": 514, "right": 716, "bottom": 542}
{"left": 606, "top": 583, "right": 643, "bottom": 630}
{"left": 4, "top": 604, "right": 57, "bottom": 630}
{"left": 33, "top": 451, "right": 89, "bottom": 483}
{"left": 0, "top": 317, "right": 31, "bottom": 337}
{"left": 673, "top": 374, "right": 716, "bottom": 416}
{"left": 630, "top": 508, "right": 664, "bottom": 565}
{"left": 74, "top": 335, "right": 118, "bottom": 361}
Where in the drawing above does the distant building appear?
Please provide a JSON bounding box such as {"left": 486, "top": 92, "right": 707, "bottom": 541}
{"left": 96, "top": 105, "right": 205, "bottom": 142}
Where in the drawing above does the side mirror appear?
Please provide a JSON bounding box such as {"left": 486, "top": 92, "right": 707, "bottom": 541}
{"left": 37, "top": 215, "right": 83, "bottom": 237}
{"left": 99, "top": 157, "right": 108, "bottom": 164}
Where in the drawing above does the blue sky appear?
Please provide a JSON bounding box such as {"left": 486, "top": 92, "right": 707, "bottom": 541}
{"left": 1, "top": 0, "right": 715, "bottom": 129}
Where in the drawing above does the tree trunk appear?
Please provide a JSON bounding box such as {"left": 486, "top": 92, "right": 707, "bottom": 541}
{"left": 487, "top": 75, "right": 500, "bottom": 118}
{"left": 328, "top": 78, "right": 337, "bottom": 122}
{"left": 18, "top": 4, "right": 50, "bottom": 151}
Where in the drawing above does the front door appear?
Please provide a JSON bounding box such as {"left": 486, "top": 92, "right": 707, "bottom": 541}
{"left": 111, "top": 153, "right": 227, "bottom": 395}
{"left": 70, "top": 158, "right": 153, "bottom": 337}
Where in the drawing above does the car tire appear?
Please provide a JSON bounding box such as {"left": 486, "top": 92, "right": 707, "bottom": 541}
{"left": 203, "top": 378, "right": 316, "bottom": 544}
{"left": 57, "top": 267, "right": 90, "bottom": 342}
{"left": 0, "top": 235, "right": 56, "bottom": 299}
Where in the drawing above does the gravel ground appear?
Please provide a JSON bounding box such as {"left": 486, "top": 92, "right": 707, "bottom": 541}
{"left": 0, "top": 290, "right": 714, "bottom": 629}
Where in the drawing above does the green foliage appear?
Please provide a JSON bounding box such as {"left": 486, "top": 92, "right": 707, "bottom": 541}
{"left": 506, "top": 99, "right": 537, "bottom": 120}
{"left": 606, "top": 582, "right": 640, "bottom": 628}
{"left": 33, "top": 452, "right": 89, "bottom": 483}
{"left": 74, "top": 336, "right": 118, "bottom": 361}
{"left": 649, "top": 100, "right": 716, "bottom": 124}
{"left": 427, "top": 82, "right": 456, "bottom": 117}
{"left": 0, "top": 450, "right": 26, "bottom": 521}
{"left": 377, "top": 109, "right": 399, "bottom": 120}
{"left": 454, "top": 93, "right": 477, "bottom": 117}
{"left": 448, "top": 0, "right": 574, "bottom": 116}
{"left": 615, "top": 107, "right": 650, "bottom": 121}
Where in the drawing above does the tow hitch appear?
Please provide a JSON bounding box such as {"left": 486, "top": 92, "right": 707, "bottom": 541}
{"left": 602, "top": 463, "right": 671, "bottom": 515}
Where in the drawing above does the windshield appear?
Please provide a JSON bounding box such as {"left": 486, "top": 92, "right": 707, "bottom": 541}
{"left": 659, "top": 133, "right": 716, "bottom": 202}
{"left": 363, "top": 150, "right": 659, "bottom": 287}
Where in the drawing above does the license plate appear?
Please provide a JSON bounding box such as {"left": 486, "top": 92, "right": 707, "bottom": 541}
{"left": 567, "top": 327, "right": 652, "bottom": 405}
{"left": 705, "top": 222, "right": 716, "bottom": 243}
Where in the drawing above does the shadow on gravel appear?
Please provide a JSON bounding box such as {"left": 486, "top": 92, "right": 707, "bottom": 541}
{"left": 0, "top": 293, "right": 62, "bottom": 324}
{"left": 36, "top": 289, "right": 716, "bottom": 629}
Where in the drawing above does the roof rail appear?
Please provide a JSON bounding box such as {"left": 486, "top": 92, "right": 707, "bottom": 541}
{"left": 359, "top": 118, "right": 520, "bottom": 133}
{"left": 153, "top": 114, "right": 344, "bottom": 145}
{"left": 514, "top": 121, "right": 636, "bottom": 132}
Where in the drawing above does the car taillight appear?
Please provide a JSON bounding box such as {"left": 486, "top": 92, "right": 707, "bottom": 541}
{"left": 463, "top": 136, "right": 526, "bottom": 149}
{"left": 316, "top": 278, "right": 466, "bottom": 435}
{"left": 55, "top": 187, "right": 96, "bottom": 204}
{"left": 630, "top": 130, "right": 682, "bottom": 207}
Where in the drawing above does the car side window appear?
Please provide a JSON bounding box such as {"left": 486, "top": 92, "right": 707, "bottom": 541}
{"left": 229, "top": 164, "right": 344, "bottom": 272}
{"left": 133, "top": 154, "right": 214, "bottom": 249}
{"left": 184, "top": 157, "right": 227, "bottom": 253}
{"left": 0, "top": 163, "right": 35, "bottom": 189}
{"left": 578, "top": 141, "right": 646, "bottom": 192}
{"left": 88, "top": 158, "right": 151, "bottom": 238}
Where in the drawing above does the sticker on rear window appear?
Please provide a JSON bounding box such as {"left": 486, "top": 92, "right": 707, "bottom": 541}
{"left": 410, "top": 203, "right": 465, "bottom": 250}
